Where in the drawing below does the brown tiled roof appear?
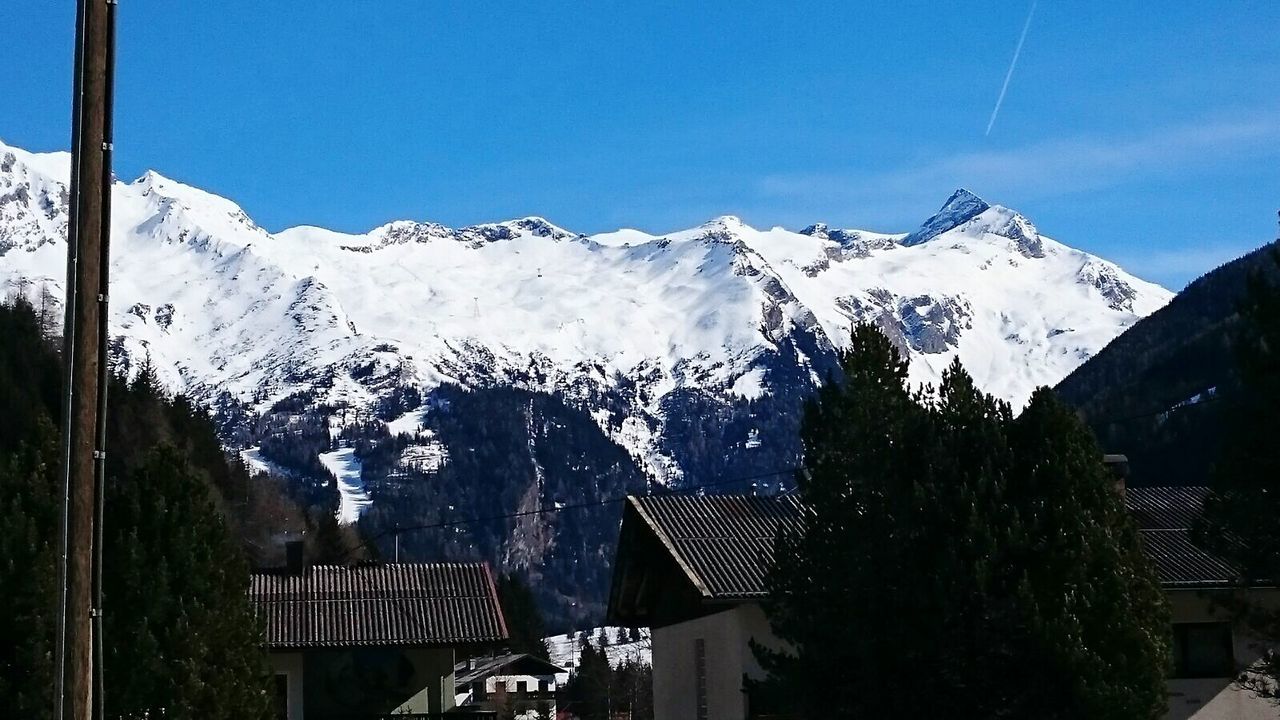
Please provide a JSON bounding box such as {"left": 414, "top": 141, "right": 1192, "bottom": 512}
{"left": 628, "top": 494, "right": 805, "bottom": 599}
{"left": 249, "top": 563, "right": 507, "bottom": 649}
{"left": 1125, "top": 486, "right": 1239, "bottom": 588}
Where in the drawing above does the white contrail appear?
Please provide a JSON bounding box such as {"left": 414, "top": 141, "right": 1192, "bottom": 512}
{"left": 986, "top": 0, "right": 1038, "bottom": 137}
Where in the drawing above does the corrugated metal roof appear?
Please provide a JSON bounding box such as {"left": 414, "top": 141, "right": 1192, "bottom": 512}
{"left": 626, "top": 487, "right": 1244, "bottom": 598}
{"left": 1137, "top": 529, "right": 1238, "bottom": 588}
{"left": 1124, "top": 486, "right": 1242, "bottom": 587}
{"left": 249, "top": 563, "right": 507, "bottom": 649}
{"left": 629, "top": 494, "right": 805, "bottom": 599}
{"left": 1125, "top": 486, "right": 1210, "bottom": 530}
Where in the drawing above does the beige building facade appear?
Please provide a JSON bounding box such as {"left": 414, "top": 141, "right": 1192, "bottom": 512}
{"left": 650, "top": 603, "right": 780, "bottom": 720}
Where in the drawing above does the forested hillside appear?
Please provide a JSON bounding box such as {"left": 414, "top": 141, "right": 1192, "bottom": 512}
{"left": 0, "top": 296, "right": 306, "bottom": 717}
{"left": 1056, "top": 240, "right": 1280, "bottom": 487}
{"left": 0, "top": 294, "right": 315, "bottom": 562}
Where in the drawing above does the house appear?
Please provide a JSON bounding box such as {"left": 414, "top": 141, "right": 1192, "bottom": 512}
{"left": 606, "top": 494, "right": 799, "bottom": 720}
{"left": 1126, "top": 485, "right": 1279, "bottom": 719}
{"left": 250, "top": 545, "right": 508, "bottom": 720}
{"left": 607, "top": 489, "right": 1278, "bottom": 720}
{"left": 453, "top": 653, "right": 568, "bottom": 718}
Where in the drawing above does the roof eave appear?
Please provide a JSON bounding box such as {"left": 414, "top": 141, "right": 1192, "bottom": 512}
{"left": 627, "top": 495, "right": 715, "bottom": 599}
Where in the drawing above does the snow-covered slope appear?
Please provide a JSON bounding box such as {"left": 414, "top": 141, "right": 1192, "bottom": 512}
{"left": 546, "top": 627, "right": 652, "bottom": 671}
{"left": 0, "top": 138, "right": 1172, "bottom": 499}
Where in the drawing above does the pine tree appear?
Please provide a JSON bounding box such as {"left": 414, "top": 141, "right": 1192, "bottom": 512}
{"left": 1196, "top": 250, "right": 1280, "bottom": 697}
{"left": 1, "top": 298, "right": 290, "bottom": 718}
{"left": 610, "top": 657, "right": 654, "bottom": 720}
{"left": 1004, "top": 389, "right": 1170, "bottom": 718}
{"left": 757, "top": 322, "right": 1170, "bottom": 718}
{"left": 562, "top": 634, "right": 613, "bottom": 720}
{"left": 104, "top": 445, "right": 274, "bottom": 719}
{"left": 754, "top": 322, "right": 929, "bottom": 716}
{"left": 0, "top": 421, "right": 60, "bottom": 720}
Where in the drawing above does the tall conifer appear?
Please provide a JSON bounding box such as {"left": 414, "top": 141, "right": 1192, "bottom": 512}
{"left": 758, "top": 323, "right": 1170, "bottom": 718}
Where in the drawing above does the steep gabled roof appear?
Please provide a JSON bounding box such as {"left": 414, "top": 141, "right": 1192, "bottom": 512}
{"left": 249, "top": 562, "right": 507, "bottom": 650}
{"left": 626, "top": 494, "right": 805, "bottom": 599}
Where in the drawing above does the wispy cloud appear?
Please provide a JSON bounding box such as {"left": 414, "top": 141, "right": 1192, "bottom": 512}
{"left": 755, "top": 113, "right": 1280, "bottom": 223}
{"left": 1112, "top": 242, "right": 1274, "bottom": 289}
{"left": 986, "top": 0, "right": 1038, "bottom": 137}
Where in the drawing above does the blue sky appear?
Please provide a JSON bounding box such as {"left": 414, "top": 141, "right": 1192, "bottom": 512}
{"left": 2, "top": 1, "right": 1277, "bottom": 289}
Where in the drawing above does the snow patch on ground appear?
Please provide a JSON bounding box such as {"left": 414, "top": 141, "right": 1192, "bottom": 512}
{"left": 387, "top": 406, "right": 429, "bottom": 436}
{"left": 318, "top": 446, "right": 370, "bottom": 524}
{"left": 239, "top": 446, "right": 298, "bottom": 478}
{"left": 399, "top": 433, "right": 448, "bottom": 473}
{"left": 546, "top": 627, "right": 652, "bottom": 671}
{"left": 731, "top": 367, "right": 768, "bottom": 399}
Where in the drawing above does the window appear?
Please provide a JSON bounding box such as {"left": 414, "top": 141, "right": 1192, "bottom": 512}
{"left": 495, "top": 680, "right": 507, "bottom": 695}
{"left": 1172, "top": 623, "right": 1234, "bottom": 678}
{"left": 273, "top": 674, "right": 288, "bottom": 720}
{"left": 517, "top": 680, "right": 528, "bottom": 695}
{"left": 473, "top": 680, "right": 487, "bottom": 701}
{"left": 695, "top": 638, "right": 708, "bottom": 720}
{"left": 539, "top": 679, "right": 550, "bottom": 693}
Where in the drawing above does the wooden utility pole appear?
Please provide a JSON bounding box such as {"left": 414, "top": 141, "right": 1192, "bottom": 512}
{"left": 54, "top": 0, "right": 116, "bottom": 719}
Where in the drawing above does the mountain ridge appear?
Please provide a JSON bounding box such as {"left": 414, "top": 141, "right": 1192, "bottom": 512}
{"left": 1, "top": 136, "right": 1172, "bottom": 503}
{"left": 2, "top": 136, "right": 1179, "bottom": 627}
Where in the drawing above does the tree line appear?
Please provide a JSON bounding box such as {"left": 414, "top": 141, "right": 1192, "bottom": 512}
{"left": 0, "top": 295, "right": 282, "bottom": 719}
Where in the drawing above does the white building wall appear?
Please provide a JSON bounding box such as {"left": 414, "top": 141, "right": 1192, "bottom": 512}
{"left": 652, "top": 603, "right": 781, "bottom": 720}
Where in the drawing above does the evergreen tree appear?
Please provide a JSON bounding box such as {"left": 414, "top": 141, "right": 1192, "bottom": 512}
{"left": 1196, "top": 250, "right": 1280, "bottom": 698}
{"left": 104, "top": 445, "right": 274, "bottom": 719}
{"left": 753, "top": 322, "right": 928, "bottom": 717}
{"left": 756, "top": 322, "right": 1170, "bottom": 718}
{"left": 0, "top": 299, "right": 279, "bottom": 718}
{"left": 561, "top": 635, "right": 613, "bottom": 720}
{"left": 609, "top": 657, "right": 654, "bottom": 720}
{"left": 496, "top": 572, "right": 550, "bottom": 659}
{"left": 0, "top": 421, "right": 59, "bottom": 720}
{"left": 1004, "top": 389, "right": 1170, "bottom": 717}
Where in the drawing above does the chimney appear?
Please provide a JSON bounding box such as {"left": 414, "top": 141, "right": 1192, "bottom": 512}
{"left": 285, "top": 539, "right": 306, "bottom": 576}
{"left": 1103, "top": 454, "right": 1129, "bottom": 497}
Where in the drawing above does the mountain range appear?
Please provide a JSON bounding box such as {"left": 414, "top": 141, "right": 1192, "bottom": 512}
{"left": 0, "top": 137, "right": 1174, "bottom": 626}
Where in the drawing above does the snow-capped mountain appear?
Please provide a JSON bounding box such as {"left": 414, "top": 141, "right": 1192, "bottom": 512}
{"left": 1, "top": 137, "right": 1174, "bottom": 626}
{"left": 0, "top": 138, "right": 1171, "bottom": 505}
